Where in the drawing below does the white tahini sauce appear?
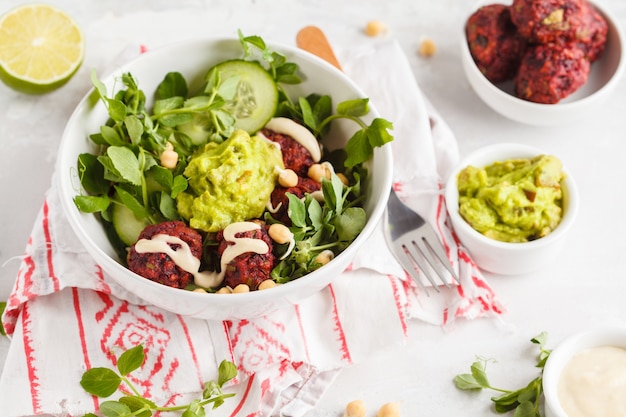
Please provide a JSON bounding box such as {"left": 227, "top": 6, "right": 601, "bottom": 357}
{"left": 264, "top": 117, "right": 321, "bottom": 162}
{"left": 557, "top": 345, "right": 626, "bottom": 417}
{"left": 134, "top": 221, "right": 269, "bottom": 289}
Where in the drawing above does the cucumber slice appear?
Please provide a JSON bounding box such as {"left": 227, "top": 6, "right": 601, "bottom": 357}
{"left": 112, "top": 203, "right": 150, "bottom": 246}
{"left": 208, "top": 59, "right": 278, "bottom": 134}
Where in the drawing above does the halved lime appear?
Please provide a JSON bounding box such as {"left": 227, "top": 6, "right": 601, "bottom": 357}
{"left": 0, "top": 4, "right": 85, "bottom": 94}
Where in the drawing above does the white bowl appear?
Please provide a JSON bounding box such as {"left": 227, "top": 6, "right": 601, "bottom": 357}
{"left": 444, "top": 143, "right": 578, "bottom": 275}
{"left": 56, "top": 37, "right": 393, "bottom": 320}
{"left": 460, "top": 1, "right": 625, "bottom": 126}
{"left": 543, "top": 327, "right": 626, "bottom": 417}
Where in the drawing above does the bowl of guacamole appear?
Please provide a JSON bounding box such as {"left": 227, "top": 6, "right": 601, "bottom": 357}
{"left": 445, "top": 143, "right": 578, "bottom": 275}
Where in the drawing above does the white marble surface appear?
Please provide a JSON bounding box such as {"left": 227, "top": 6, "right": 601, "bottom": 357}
{"left": 2, "top": 0, "right": 626, "bottom": 416}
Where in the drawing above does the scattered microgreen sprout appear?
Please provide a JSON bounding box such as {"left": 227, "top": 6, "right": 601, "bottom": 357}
{"left": 80, "top": 344, "right": 237, "bottom": 417}
{"left": 0, "top": 302, "right": 6, "bottom": 336}
{"left": 454, "top": 332, "right": 552, "bottom": 417}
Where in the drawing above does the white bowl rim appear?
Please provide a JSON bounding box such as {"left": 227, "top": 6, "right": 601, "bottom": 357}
{"left": 461, "top": 0, "right": 626, "bottom": 111}
{"left": 445, "top": 143, "right": 579, "bottom": 250}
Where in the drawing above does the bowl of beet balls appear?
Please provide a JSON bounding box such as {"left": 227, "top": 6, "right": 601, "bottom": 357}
{"left": 461, "top": 0, "right": 624, "bottom": 126}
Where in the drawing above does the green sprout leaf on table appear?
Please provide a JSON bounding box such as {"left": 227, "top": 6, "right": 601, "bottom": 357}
{"left": 80, "top": 344, "right": 237, "bottom": 417}
{"left": 0, "top": 301, "right": 6, "bottom": 336}
{"left": 453, "top": 332, "right": 552, "bottom": 417}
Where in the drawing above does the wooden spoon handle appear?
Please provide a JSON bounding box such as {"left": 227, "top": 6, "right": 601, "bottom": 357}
{"left": 296, "top": 26, "right": 343, "bottom": 71}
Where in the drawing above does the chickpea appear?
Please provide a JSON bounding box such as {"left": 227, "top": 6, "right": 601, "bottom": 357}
{"left": 160, "top": 142, "right": 178, "bottom": 169}
{"left": 233, "top": 284, "right": 250, "bottom": 294}
{"left": 336, "top": 172, "right": 349, "bottom": 186}
{"left": 314, "top": 249, "right": 335, "bottom": 266}
{"left": 308, "top": 163, "right": 332, "bottom": 183}
{"left": 377, "top": 402, "right": 401, "bottom": 417}
{"left": 343, "top": 399, "right": 366, "bottom": 417}
{"left": 258, "top": 279, "right": 278, "bottom": 290}
{"left": 269, "top": 223, "right": 293, "bottom": 245}
{"left": 216, "top": 286, "right": 232, "bottom": 294}
{"left": 193, "top": 287, "right": 207, "bottom": 294}
{"left": 365, "top": 20, "right": 387, "bottom": 37}
{"left": 278, "top": 168, "right": 299, "bottom": 188}
{"left": 418, "top": 38, "right": 436, "bottom": 57}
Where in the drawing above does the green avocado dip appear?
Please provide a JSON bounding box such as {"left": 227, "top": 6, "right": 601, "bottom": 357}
{"left": 456, "top": 155, "right": 565, "bottom": 243}
{"left": 177, "top": 129, "right": 284, "bottom": 232}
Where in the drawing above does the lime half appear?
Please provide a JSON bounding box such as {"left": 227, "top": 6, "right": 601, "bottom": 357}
{"left": 0, "top": 4, "right": 85, "bottom": 94}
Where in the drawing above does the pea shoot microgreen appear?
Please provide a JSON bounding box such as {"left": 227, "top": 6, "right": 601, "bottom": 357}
{"left": 0, "top": 302, "right": 6, "bottom": 336}
{"left": 80, "top": 344, "right": 237, "bottom": 417}
{"left": 454, "top": 332, "right": 552, "bottom": 417}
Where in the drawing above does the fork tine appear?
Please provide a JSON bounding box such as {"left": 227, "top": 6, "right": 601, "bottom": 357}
{"left": 395, "top": 245, "right": 431, "bottom": 294}
{"left": 403, "top": 242, "right": 442, "bottom": 292}
{"left": 418, "top": 225, "right": 460, "bottom": 284}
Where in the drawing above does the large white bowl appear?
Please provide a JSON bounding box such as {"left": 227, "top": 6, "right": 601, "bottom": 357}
{"left": 56, "top": 37, "right": 393, "bottom": 320}
{"left": 444, "top": 143, "right": 578, "bottom": 275}
{"left": 461, "top": 1, "right": 625, "bottom": 126}
{"left": 543, "top": 327, "right": 626, "bottom": 417}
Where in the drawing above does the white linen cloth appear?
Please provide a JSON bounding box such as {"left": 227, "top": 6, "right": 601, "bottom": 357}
{"left": 0, "top": 40, "right": 503, "bottom": 417}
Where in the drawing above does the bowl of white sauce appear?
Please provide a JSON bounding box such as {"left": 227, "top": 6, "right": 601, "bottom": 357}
{"left": 543, "top": 327, "right": 626, "bottom": 417}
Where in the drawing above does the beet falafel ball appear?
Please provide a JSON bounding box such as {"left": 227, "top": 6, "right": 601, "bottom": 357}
{"left": 262, "top": 128, "right": 316, "bottom": 177}
{"left": 510, "top": 0, "right": 585, "bottom": 44}
{"left": 270, "top": 177, "right": 321, "bottom": 224}
{"left": 466, "top": 4, "right": 527, "bottom": 83}
{"left": 216, "top": 225, "right": 276, "bottom": 290}
{"left": 575, "top": 1, "right": 608, "bottom": 62}
{"left": 515, "top": 42, "right": 590, "bottom": 103}
{"left": 128, "top": 221, "right": 203, "bottom": 289}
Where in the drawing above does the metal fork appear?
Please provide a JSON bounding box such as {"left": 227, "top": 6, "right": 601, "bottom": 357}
{"left": 384, "top": 187, "right": 460, "bottom": 294}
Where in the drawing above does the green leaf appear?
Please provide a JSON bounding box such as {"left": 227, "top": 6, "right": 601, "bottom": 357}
{"left": 336, "top": 98, "right": 369, "bottom": 117}
{"left": 91, "top": 69, "right": 107, "bottom": 100}
{"left": 77, "top": 153, "right": 110, "bottom": 194}
{"left": 299, "top": 97, "right": 316, "bottom": 131}
{"left": 0, "top": 302, "right": 6, "bottom": 336}
{"left": 107, "top": 146, "right": 142, "bottom": 186}
{"left": 74, "top": 195, "right": 110, "bottom": 214}
{"left": 453, "top": 373, "right": 483, "bottom": 390}
{"left": 125, "top": 115, "right": 144, "bottom": 145}
{"left": 287, "top": 193, "right": 306, "bottom": 228}
{"left": 218, "top": 360, "right": 237, "bottom": 387}
{"left": 119, "top": 395, "right": 155, "bottom": 417}
{"left": 334, "top": 207, "right": 366, "bottom": 242}
{"left": 307, "top": 197, "right": 323, "bottom": 230}
{"left": 154, "top": 96, "right": 184, "bottom": 115}
{"left": 107, "top": 98, "right": 128, "bottom": 122}
{"left": 344, "top": 130, "right": 371, "bottom": 168}
{"left": 182, "top": 399, "right": 206, "bottom": 417}
{"left": 80, "top": 367, "right": 122, "bottom": 397}
{"left": 367, "top": 118, "right": 394, "bottom": 147}
{"left": 117, "top": 345, "right": 145, "bottom": 376}
{"left": 514, "top": 401, "right": 539, "bottom": 417}
{"left": 100, "top": 125, "right": 125, "bottom": 147}
{"left": 172, "top": 175, "right": 188, "bottom": 198}
{"left": 114, "top": 186, "right": 150, "bottom": 219}
{"left": 100, "top": 400, "right": 131, "bottom": 417}
{"left": 157, "top": 71, "right": 188, "bottom": 99}
{"left": 159, "top": 191, "right": 179, "bottom": 219}
{"left": 470, "top": 360, "right": 491, "bottom": 388}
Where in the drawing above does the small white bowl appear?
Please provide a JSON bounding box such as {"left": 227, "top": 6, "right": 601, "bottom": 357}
{"left": 543, "top": 327, "right": 626, "bottom": 417}
{"left": 444, "top": 143, "right": 578, "bottom": 275}
{"left": 460, "top": 1, "right": 625, "bottom": 126}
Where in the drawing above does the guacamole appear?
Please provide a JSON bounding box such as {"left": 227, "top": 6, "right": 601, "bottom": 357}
{"left": 177, "top": 129, "right": 284, "bottom": 232}
{"left": 457, "top": 155, "right": 564, "bottom": 243}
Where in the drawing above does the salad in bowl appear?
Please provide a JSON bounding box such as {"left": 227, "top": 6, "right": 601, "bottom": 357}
{"left": 57, "top": 32, "right": 393, "bottom": 319}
